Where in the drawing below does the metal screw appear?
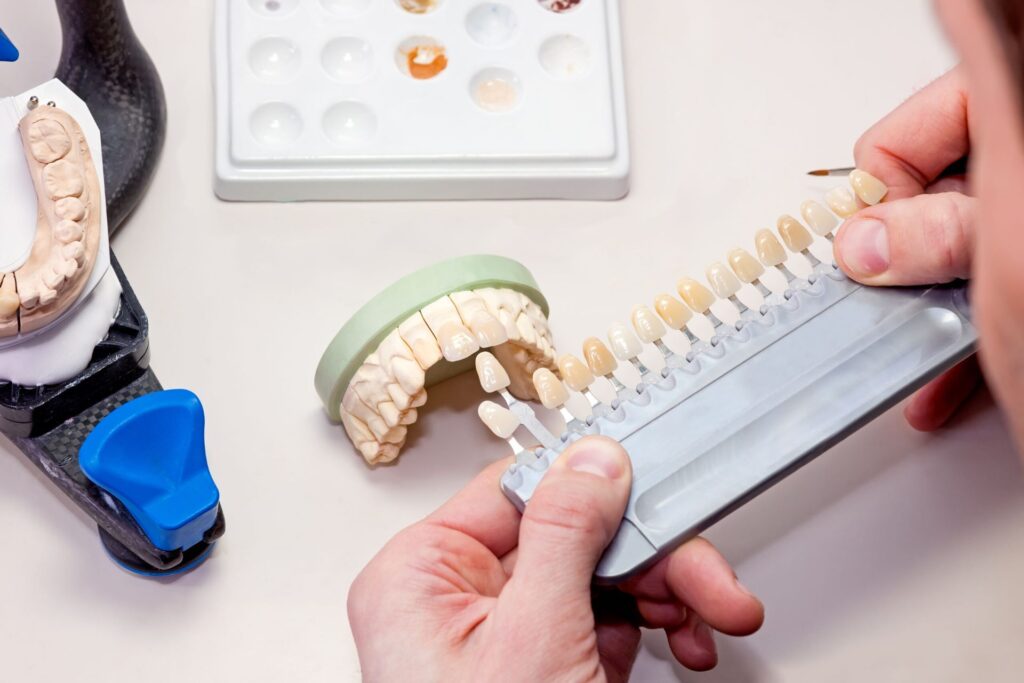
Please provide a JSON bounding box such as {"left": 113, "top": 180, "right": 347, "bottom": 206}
{"left": 27, "top": 95, "right": 39, "bottom": 110}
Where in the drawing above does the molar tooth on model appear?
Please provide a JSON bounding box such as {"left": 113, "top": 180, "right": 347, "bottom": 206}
{"left": 849, "top": 169, "right": 888, "bottom": 205}
{"left": 42, "top": 158, "right": 84, "bottom": 199}
{"left": 398, "top": 312, "right": 444, "bottom": 370}
{"left": 27, "top": 118, "right": 71, "bottom": 163}
{"left": 476, "top": 351, "right": 511, "bottom": 393}
{"left": 801, "top": 199, "right": 840, "bottom": 235}
{"left": 19, "top": 285, "right": 39, "bottom": 310}
{"left": 63, "top": 241, "right": 86, "bottom": 266}
{"left": 824, "top": 188, "right": 858, "bottom": 220}
{"left": 55, "top": 196, "right": 85, "bottom": 221}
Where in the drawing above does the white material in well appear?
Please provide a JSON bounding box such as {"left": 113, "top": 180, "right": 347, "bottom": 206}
{"left": 466, "top": 4, "right": 518, "bottom": 47}
{"left": 322, "top": 37, "right": 374, "bottom": 83}
{"left": 471, "top": 68, "right": 522, "bottom": 113}
{"left": 215, "top": 0, "right": 630, "bottom": 199}
{"left": 323, "top": 102, "right": 377, "bottom": 144}
{"left": 250, "top": 102, "right": 303, "bottom": 146}
{"left": 249, "top": 37, "right": 301, "bottom": 82}
{"left": 540, "top": 34, "right": 591, "bottom": 79}
{"left": 249, "top": 0, "right": 299, "bottom": 17}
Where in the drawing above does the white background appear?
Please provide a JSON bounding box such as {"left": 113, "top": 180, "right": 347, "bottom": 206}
{"left": 1, "top": 1, "right": 1022, "bottom": 681}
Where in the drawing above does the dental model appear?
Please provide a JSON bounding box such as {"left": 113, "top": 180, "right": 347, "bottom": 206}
{"left": 1, "top": 100, "right": 100, "bottom": 337}
{"left": 316, "top": 256, "right": 556, "bottom": 465}
{"left": 478, "top": 170, "right": 979, "bottom": 582}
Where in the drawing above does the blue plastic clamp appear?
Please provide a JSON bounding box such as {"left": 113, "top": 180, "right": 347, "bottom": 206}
{"left": 0, "top": 27, "right": 18, "bottom": 62}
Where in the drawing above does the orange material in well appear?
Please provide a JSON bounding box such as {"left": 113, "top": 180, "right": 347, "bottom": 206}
{"left": 407, "top": 47, "right": 447, "bottom": 79}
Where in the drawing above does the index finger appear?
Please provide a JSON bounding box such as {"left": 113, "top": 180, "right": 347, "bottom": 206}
{"left": 853, "top": 67, "right": 970, "bottom": 200}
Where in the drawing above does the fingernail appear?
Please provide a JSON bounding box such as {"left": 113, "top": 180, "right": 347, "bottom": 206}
{"left": 840, "top": 219, "right": 890, "bottom": 275}
{"left": 567, "top": 439, "right": 624, "bottom": 480}
{"left": 694, "top": 620, "right": 716, "bottom": 655}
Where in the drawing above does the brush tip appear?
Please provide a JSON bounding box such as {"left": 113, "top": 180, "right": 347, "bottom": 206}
{"left": 806, "top": 169, "right": 831, "bottom": 176}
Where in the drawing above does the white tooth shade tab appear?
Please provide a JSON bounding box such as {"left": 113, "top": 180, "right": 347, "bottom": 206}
{"left": 475, "top": 351, "right": 511, "bottom": 392}
{"left": 754, "top": 229, "right": 787, "bottom": 266}
{"left": 849, "top": 169, "right": 888, "bottom": 205}
{"left": 705, "top": 261, "right": 741, "bottom": 299}
{"left": 824, "top": 187, "right": 858, "bottom": 219}
{"left": 631, "top": 305, "right": 666, "bottom": 343}
{"left": 478, "top": 400, "right": 520, "bottom": 439}
{"left": 777, "top": 215, "right": 814, "bottom": 252}
{"left": 583, "top": 337, "right": 618, "bottom": 376}
{"left": 677, "top": 278, "right": 716, "bottom": 314}
{"left": 726, "top": 248, "right": 765, "bottom": 283}
{"left": 801, "top": 199, "right": 839, "bottom": 235}
{"left": 532, "top": 368, "right": 570, "bottom": 409}
{"left": 608, "top": 323, "right": 643, "bottom": 360}
{"left": 653, "top": 293, "right": 692, "bottom": 330}
{"left": 557, "top": 353, "right": 595, "bottom": 392}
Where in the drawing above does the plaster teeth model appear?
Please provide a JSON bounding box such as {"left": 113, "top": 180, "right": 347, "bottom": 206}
{"left": 3, "top": 104, "right": 101, "bottom": 336}
{"left": 316, "top": 256, "right": 556, "bottom": 466}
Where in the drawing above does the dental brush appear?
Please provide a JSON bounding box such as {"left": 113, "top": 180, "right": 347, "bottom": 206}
{"left": 478, "top": 169, "right": 978, "bottom": 583}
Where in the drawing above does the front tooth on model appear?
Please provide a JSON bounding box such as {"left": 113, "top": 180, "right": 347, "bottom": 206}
{"left": 705, "top": 261, "right": 741, "bottom": 299}
{"left": 478, "top": 400, "right": 521, "bottom": 440}
{"left": 532, "top": 368, "right": 570, "bottom": 410}
{"left": 631, "top": 306, "right": 666, "bottom": 343}
{"left": 824, "top": 188, "right": 858, "bottom": 219}
{"left": 676, "top": 277, "right": 716, "bottom": 314}
{"left": 802, "top": 199, "right": 840, "bottom": 235}
{"left": 557, "top": 354, "right": 595, "bottom": 393}
{"left": 422, "top": 297, "right": 480, "bottom": 362}
{"left": 476, "top": 351, "right": 511, "bottom": 393}
{"left": 777, "top": 215, "right": 814, "bottom": 252}
{"left": 727, "top": 248, "right": 765, "bottom": 283}
{"left": 849, "top": 169, "right": 888, "bottom": 205}
{"left": 583, "top": 337, "right": 618, "bottom": 376}
{"left": 399, "top": 312, "right": 444, "bottom": 369}
{"left": 451, "top": 291, "right": 509, "bottom": 347}
{"left": 653, "top": 293, "right": 693, "bottom": 330}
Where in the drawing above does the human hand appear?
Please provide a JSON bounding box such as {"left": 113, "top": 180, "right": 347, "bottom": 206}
{"left": 834, "top": 4, "right": 1024, "bottom": 451}
{"left": 348, "top": 437, "right": 764, "bottom": 682}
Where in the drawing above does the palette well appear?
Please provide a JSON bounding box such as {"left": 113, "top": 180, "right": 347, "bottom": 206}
{"left": 214, "top": 0, "right": 629, "bottom": 200}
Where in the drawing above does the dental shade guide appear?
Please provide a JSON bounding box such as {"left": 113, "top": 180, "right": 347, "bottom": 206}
{"left": 482, "top": 170, "right": 978, "bottom": 583}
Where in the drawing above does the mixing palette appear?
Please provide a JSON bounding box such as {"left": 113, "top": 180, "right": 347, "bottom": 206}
{"left": 214, "top": 0, "right": 629, "bottom": 200}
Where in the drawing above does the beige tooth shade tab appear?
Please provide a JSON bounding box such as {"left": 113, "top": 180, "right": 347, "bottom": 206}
{"left": 478, "top": 400, "right": 521, "bottom": 440}
{"left": 532, "top": 368, "right": 570, "bottom": 409}
{"left": 583, "top": 337, "right": 618, "bottom": 376}
{"left": 0, "top": 276, "right": 18, "bottom": 320}
{"left": 727, "top": 248, "right": 765, "bottom": 283}
{"left": 631, "top": 305, "right": 666, "bottom": 343}
{"left": 801, "top": 199, "right": 840, "bottom": 235}
{"left": 653, "top": 293, "right": 692, "bottom": 330}
{"left": 607, "top": 322, "right": 643, "bottom": 361}
{"left": 849, "top": 169, "right": 888, "bottom": 205}
{"left": 705, "top": 261, "right": 741, "bottom": 299}
{"left": 677, "top": 277, "right": 716, "bottom": 314}
{"left": 777, "top": 215, "right": 814, "bottom": 252}
{"left": 557, "top": 354, "right": 595, "bottom": 392}
{"left": 475, "top": 351, "right": 511, "bottom": 393}
{"left": 754, "top": 229, "right": 787, "bottom": 266}
{"left": 824, "top": 187, "right": 858, "bottom": 219}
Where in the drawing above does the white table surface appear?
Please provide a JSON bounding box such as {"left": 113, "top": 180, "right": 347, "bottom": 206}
{"left": 2, "top": 1, "right": 1023, "bottom": 681}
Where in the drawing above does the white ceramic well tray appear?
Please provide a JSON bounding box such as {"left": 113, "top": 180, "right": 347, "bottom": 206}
{"left": 214, "top": 0, "right": 630, "bottom": 200}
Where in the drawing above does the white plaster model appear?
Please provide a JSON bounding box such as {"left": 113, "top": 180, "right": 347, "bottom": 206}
{"left": 340, "top": 288, "right": 556, "bottom": 465}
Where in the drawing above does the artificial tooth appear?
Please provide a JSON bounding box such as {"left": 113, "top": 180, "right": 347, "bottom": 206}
{"left": 676, "top": 277, "right": 715, "bottom": 314}
{"left": 582, "top": 337, "right": 622, "bottom": 391}
{"left": 654, "top": 293, "right": 700, "bottom": 345}
{"left": 379, "top": 401, "right": 402, "bottom": 428}
{"left": 824, "top": 188, "right": 858, "bottom": 220}
{"left": 436, "top": 321, "right": 478, "bottom": 362}
{"left": 399, "top": 409, "right": 418, "bottom": 426}
{"left": 478, "top": 400, "right": 522, "bottom": 443}
{"left": 398, "top": 312, "right": 444, "bottom": 370}
{"left": 42, "top": 269, "right": 65, "bottom": 291}
{"left": 0, "top": 277, "right": 18, "bottom": 320}
{"left": 19, "top": 285, "right": 39, "bottom": 310}
{"left": 754, "top": 229, "right": 796, "bottom": 282}
{"left": 557, "top": 354, "right": 594, "bottom": 392}
{"left": 342, "top": 390, "right": 390, "bottom": 440}
{"left": 55, "top": 196, "right": 85, "bottom": 221}
{"left": 63, "top": 241, "right": 85, "bottom": 266}
{"left": 41, "top": 159, "right": 84, "bottom": 199}
{"left": 850, "top": 169, "right": 888, "bottom": 205}
{"left": 705, "top": 261, "right": 747, "bottom": 314}
{"left": 515, "top": 313, "right": 538, "bottom": 345}
{"left": 801, "top": 199, "right": 840, "bottom": 236}
{"left": 451, "top": 290, "right": 509, "bottom": 347}
{"left": 728, "top": 248, "right": 772, "bottom": 298}
{"left": 58, "top": 258, "right": 77, "bottom": 279}
{"left": 533, "top": 368, "right": 570, "bottom": 409}
{"left": 391, "top": 356, "right": 426, "bottom": 396}
{"left": 777, "top": 214, "right": 821, "bottom": 267}
{"left": 607, "top": 323, "right": 643, "bottom": 361}
{"left": 476, "top": 351, "right": 511, "bottom": 393}
{"left": 386, "top": 382, "right": 415, "bottom": 411}
{"left": 631, "top": 306, "right": 666, "bottom": 343}
{"left": 27, "top": 118, "right": 71, "bottom": 163}
{"left": 54, "top": 219, "right": 83, "bottom": 244}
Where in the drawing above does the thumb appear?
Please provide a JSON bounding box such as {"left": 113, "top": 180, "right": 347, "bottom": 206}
{"left": 834, "top": 191, "right": 976, "bottom": 286}
{"left": 504, "top": 436, "right": 632, "bottom": 619}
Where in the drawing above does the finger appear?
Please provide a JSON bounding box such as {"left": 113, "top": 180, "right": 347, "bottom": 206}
{"left": 904, "top": 356, "right": 983, "bottom": 431}
{"left": 503, "top": 436, "right": 632, "bottom": 621}
{"left": 621, "top": 537, "right": 763, "bottom": 636}
{"left": 593, "top": 589, "right": 643, "bottom": 683}
{"left": 636, "top": 598, "right": 687, "bottom": 630}
{"left": 666, "top": 610, "right": 718, "bottom": 672}
{"left": 853, "top": 67, "right": 970, "bottom": 200}
{"left": 426, "top": 456, "right": 521, "bottom": 557}
{"left": 834, "top": 192, "right": 976, "bottom": 285}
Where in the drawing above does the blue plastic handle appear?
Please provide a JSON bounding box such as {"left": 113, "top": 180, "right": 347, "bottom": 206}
{"left": 79, "top": 390, "right": 220, "bottom": 552}
{"left": 0, "top": 27, "right": 18, "bottom": 62}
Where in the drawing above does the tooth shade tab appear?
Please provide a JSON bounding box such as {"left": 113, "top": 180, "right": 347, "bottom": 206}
{"left": 476, "top": 351, "right": 511, "bottom": 392}
{"left": 653, "top": 294, "right": 692, "bottom": 330}
{"left": 705, "top": 261, "right": 741, "bottom": 299}
{"left": 478, "top": 400, "right": 520, "bottom": 439}
{"left": 631, "top": 305, "right": 666, "bottom": 343}
{"left": 727, "top": 248, "right": 765, "bottom": 283}
{"left": 533, "top": 368, "right": 570, "bottom": 409}
{"left": 583, "top": 337, "right": 618, "bottom": 376}
{"left": 677, "top": 277, "right": 716, "bottom": 314}
{"left": 754, "top": 229, "right": 787, "bottom": 266}
{"left": 824, "top": 188, "right": 858, "bottom": 219}
{"left": 850, "top": 169, "right": 888, "bottom": 205}
{"left": 557, "top": 354, "right": 595, "bottom": 392}
{"left": 777, "top": 215, "right": 814, "bottom": 252}
{"left": 801, "top": 199, "right": 840, "bottom": 235}
{"left": 608, "top": 322, "right": 643, "bottom": 360}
